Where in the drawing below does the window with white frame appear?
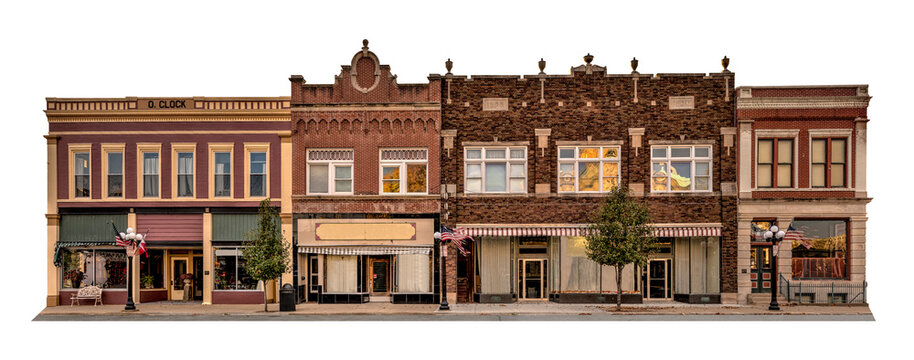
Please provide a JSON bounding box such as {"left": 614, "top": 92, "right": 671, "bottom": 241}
{"left": 214, "top": 152, "right": 232, "bottom": 197}
{"left": 650, "top": 145, "right": 712, "bottom": 192}
{"left": 74, "top": 152, "right": 90, "bottom": 198}
{"left": 307, "top": 149, "right": 353, "bottom": 194}
{"left": 557, "top": 146, "right": 621, "bottom": 193}
{"left": 380, "top": 149, "right": 428, "bottom": 194}
{"left": 464, "top": 147, "right": 527, "bottom": 193}
{"left": 142, "top": 152, "right": 159, "bottom": 197}
{"left": 249, "top": 151, "right": 267, "bottom": 197}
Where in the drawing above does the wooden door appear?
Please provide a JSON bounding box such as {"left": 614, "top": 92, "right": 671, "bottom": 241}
{"left": 750, "top": 246, "right": 773, "bottom": 293}
{"left": 170, "top": 257, "right": 189, "bottom": 300}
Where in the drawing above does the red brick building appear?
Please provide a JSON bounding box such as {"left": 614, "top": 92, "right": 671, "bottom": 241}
{"left": 290, "top": 40, "right": 442, "bottom": 304}
{"left": 45, "top": 96, "right": 293, "bottom": 306}
{"left": 440, "top": 55, "right": 738, "bottom": 303}
{"left": 736, "top": 85, "right": 870, "bottom": 304}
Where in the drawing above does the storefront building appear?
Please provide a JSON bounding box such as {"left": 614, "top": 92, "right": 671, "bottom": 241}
{"left": 45, "top": 97, "right": 293, "bottom": 306}
{"left": 289, "top": 41, "right": 442, "bottom": 304}
{"left": 439, "top": 55, "right": 738, "bottom": 304}
{"left": 736, "top": 85, "right": 870, "bottom": 304}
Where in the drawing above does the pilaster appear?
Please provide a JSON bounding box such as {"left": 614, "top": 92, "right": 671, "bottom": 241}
{"left": 738, "top": 120, "right": 754, "bottom": 198}
{"left": 855, "top": 118, "right": 868, "bottom": 198}
{"left": 202, "top": 212, "right": 213, "bottom": 305}
{"left": 46, "top": 214, "right": 60, "bottom": 306}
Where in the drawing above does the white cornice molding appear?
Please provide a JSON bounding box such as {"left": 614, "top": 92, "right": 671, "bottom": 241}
{"left": 737, "top": 97, "right": 870, "bottom": 109}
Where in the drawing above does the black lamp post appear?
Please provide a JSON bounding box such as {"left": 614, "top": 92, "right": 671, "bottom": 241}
{"left": 434, "top": 232, "right": 449, "bottom": 311}
{"left": 764, "top": 225, "right": 786, "bottom": 311}
{"left": 119, "top": 227, "right": 143, "bottom": 311}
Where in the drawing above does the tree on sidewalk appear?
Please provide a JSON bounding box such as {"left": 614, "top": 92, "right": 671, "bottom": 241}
{"left": 585, "top": 186, "right": 657, "bottom": 311}
{"left": 242, "top": 199, "right": 291, "bottom": 312}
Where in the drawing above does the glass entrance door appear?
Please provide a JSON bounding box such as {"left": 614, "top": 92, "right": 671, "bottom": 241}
{"left": 750, "top": 246, "right": 773, "bottom": 293}
{"left": 643, "top": 259, "right": 671, "bottom": 299}
{"left": 519, "top": 259, "right": 547, "bottom": 300}
{"left": 170, "top": 257, "right": 188, "bottom": 300}
{"left": 369, "top": 258, "right": 389, "bottom": 295}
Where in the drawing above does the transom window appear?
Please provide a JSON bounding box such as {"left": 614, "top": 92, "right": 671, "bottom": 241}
{"left": 308, "top": 149, "right": 353, "bottom": 195}
{"left": 757, "top": 138, "right": 793, "bottom": 188}
{"left": 380, "top": 149, "right": 428, "bottom": 194}
{"left": 811, "top": 138, "right": 846, "bottom": 188}
{"left": 650, "top": 145, "right": 712, "bottom": 192}
{"left": 557, "top": 146, "right": 621, "bottom": 193}
{"left": 465, "top": 147, "right": 527, "bottom": 193}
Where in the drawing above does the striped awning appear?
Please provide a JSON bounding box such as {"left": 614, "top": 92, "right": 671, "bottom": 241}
{"left": 461, "top": 225, "right": 721, "bottom": 238}
{"left": 297, "top": 246, "right": 432, "bottom": 255}
{"left": 653, "top": 226, "right": 721, "bottom": 237}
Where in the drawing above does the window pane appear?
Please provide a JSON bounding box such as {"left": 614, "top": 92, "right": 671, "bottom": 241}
{"left": 811, "top": 164, "right": 826, "bottom": 187}
{"left": 466, "top": 164, "right": 481, "bottom": 178}
{"left": 215, "top": 175, "right": 231, "bottom": 197}
{"left": 108, "top": 175, "right": 123, "bottom": 197}
{"left": 251, "top": 152, "right": 266, "bottom": 163}
{"left": 578, "top": 162, "right": 598, "bottom": 191}
{"left": 602, "top": 177, "right": 619, "bottom": 191}
{"left": 791, "top": 220, "right": 848, "bottom": 279}
{"left": 140, "top": 249, "right": 165, "bottom": 289}
{"left": 61, "top": 250, "right": 89, "bottom": 288}
{"left": 651, "top": 162, "right": 668, "bottom": 191}
{"left": 250, "top": 175, "right": 265, "bottom": 196}
{"left": 777, "top": 165, "right": 792, "bottom": 187}
{"left": 75, "top": 152, "right": 90, "bottom": 197}
{"left": 143, "top": 153, "right": 158, "bottom": 173}
{"left": 831, "top": 164, "right": 845, "bottom": 187}
{"left": 671, "top": 147, "right": 690, "bottom": 158}
{"left": 178, "top": 175, "right": 193, "bottom": 197}
{"left": 757, "top": 165, "right": 772, "bottom": 187}
{"left": 74, "top": 153, "right": 90, "bottom": 175}
{"left": 75, "top": 175, "right": 90, "bottom": 198}
{"left": 651, "top": 147, "right": 667, "bottom": 158}
{"left": 559, "top": 148, "right": 575, "bottom": 159}
{"left": 694, "top": 147, "right": 710, "bottom": 158}
{"left": 486, "top": 149, "right": 505, "bottom": 159}
{"left": 215, "top": 152, "right": 231, "bottom": 174}
{"left": 812, "top": 140, "right": 826, "bottom": 163}
{"left": 831, "top": 139, "right": 846, "bottom": 163}
{"left": 107, "top": 152, "right": 122, "bottom": 174}
{"left": 758, "top": 140, "right": 773, "bottom": 164}
{"left": 579, "top": 148, "right": 599, "bottom": 158}
{"left": 250, "top": 152, "right": 266, "bottom": 174}
{"left": 510, "top": 149, "right": 525, "bottom": 159}
{"left": 178, "top": 152, "right": 193, "bottom": 175}
{"left": 335, "top": 165, "right": 352, "bottom": 180}
{"left": 466, "top": 179, "right": 482, "bottom": 193}
{"left": 406, "top": 164, "right": 427, "bottom": 193}
{"left": 778, "top": 140, "right": 793, "bottom": 164}
{"left": 602, "top": 148, "right": 619, "bottom": 159}
{"left": 466, "top": 149, "right": 482, "bottom": 159}
{"left": 485, "top": 163, "right": 507, "bottom": 192}
{"left": 670, "top": 162, "right": 692, "bottom": 191}
{"left": 144, "top": 175, "right": 158, "bottom": 197}
{"left": 382, "top": 166, "right": 399, "bottom": 180}
{"left": 336, "top": 179, "right": 352, "bottom": 193}
{"left": 510, "top": 163, "right": 525, "bottom": 177}
{"left": 602, "top": 162, "right": 619, "bottom": 177}
{"left": 694, "top": 176, "right": 709, "bottom": 190}
{"left": 695, "top": 162, "right": 709, "bottom": 176}
{"left": 509, "top": 178, "right": 525, "bottom": 193}
{"left": 559, "top": 163, "right": 575, "bottom": 192}
{"left": 309, "top": 164, "right": 328, "bottom": 193}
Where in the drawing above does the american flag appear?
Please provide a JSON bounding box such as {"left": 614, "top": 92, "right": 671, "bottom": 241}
{"left": 112, "top": 223, "right": 131, "bottom": 247}
{"left": 441, "top": 226, "right": 473, "bottom": 256}
{"left": 783, "top": 224, "right": 810, "bottom": 249}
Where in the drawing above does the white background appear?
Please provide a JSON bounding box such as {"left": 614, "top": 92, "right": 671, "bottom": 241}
{"left": 1, "top": 0, "right": 910, "bottom": 358}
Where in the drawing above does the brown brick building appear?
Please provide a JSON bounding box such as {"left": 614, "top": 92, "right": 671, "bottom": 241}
{"left": 736, "top": 85, "right": 870, "bottom": 305}
{"left": 439, "top": 55, "right": 739, "bottom": 303}
{"left": 289, "top": 41, "right": 443, "bottom": 304}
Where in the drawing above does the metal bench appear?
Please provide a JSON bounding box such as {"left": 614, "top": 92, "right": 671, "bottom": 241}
{"left": 70, "top": 285, "right": 103, "bottom": 306}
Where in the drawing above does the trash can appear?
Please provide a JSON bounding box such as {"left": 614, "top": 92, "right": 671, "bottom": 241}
{"left": 280, "top": 283, "right": 296, "bottom": 312}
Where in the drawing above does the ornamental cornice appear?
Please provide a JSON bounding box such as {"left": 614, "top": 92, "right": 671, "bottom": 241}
{"left": 736, "top": 97, "right": 870, "bottom": 109}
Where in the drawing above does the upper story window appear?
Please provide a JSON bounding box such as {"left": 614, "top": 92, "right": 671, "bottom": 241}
{"left": 811, "top": 138, "right": 846, "bottom": 188}
{"left": 557, "top": 146, "right": 621, "bottom": 193}
{"left": 757, "top": 138, "right": 793, "bottom": 188}
{"left": 214, "top": 152, "right": 232, "bottom": 197}
{"left": 177, "top": 152, "right": 194, "bottom": 197}
{"left": 249, "top": 151, "right": 267, "bottom": 197}
{"left": 380, "top": 149, "right": 428, "bottom": 195}
{"left": 465, "top": 147, "right": 526, "bottom": 193}
{"left": 307, "top": 149, "right": 353, "bottom": 195}
{"left": 74, "top": 152, "right": 90, "bottom": 198}
{"left": 106, "top": 152, "right": 123, "bottom": 198}
{"left": 142, "top": 152, "right": 160, "bottom": 198}
{"left": 650, "top": 145, "right": 712, "bottom": 193}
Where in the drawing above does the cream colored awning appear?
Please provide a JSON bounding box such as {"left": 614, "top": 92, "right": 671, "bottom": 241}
{"left": 297, "top": 246, "right": 432, "bottom": 255}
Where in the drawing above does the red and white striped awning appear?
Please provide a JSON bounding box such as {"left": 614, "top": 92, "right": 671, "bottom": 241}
{"left": 460, "top": 225, "right": 721, "bottom": 238}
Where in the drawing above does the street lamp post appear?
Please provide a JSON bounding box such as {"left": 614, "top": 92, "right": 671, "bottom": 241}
{"left": 120, "top": 227, "right": 143, "bottom": 311}
{"left": 433, "top": 232, "right": 449, "bottom": 311}
{"left": 764, "top": 225, "right": 786, "bottom": 311}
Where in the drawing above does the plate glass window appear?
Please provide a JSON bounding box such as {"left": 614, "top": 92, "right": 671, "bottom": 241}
{"left": 107, "top": 152, "right": 123, "bottom": 197}
{"left": 74, "top": 152, "right": 90, "bottom": 198}
{"left": 307, "top": 149, "right": 353, "bottom": 195}
{"left": 142, "top": 152, "right": 159, "bottom": 197}
{"left": 790, "top": 220, "right": 848, "bottom": 279}
{"left": 557, "top": 146, "right": 620, "bottom": 193}
{"left": 177, "top": 152, "right": 194, "bottom": 197}
{"left": 249, "top": 151, "right": 266, "bottom": 197}
{"left": 464, "top": 147, "right": 526, "bottom": 193}
{"left": 214, "top": 152, "right": 231, "bottom": 197}
{"left": 650, "top": 145, "right": 712, "bottom": 192}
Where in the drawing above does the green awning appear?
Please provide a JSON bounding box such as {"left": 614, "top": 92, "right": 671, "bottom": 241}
{"left": 213, "top": 214, "right": 259, "bottom": 242}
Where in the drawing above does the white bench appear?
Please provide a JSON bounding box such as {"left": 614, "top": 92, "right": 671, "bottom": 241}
{"left": 70, "top": 285, "right": 103, "bottom": 306}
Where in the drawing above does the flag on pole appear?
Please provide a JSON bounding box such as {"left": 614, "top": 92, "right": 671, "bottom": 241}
{"left": 782, "top": 224, "right": 810, "bottom": 249}
{"left": 441, "top": 226, "right": 474, "bottom": 256}
{"left": 137, "top": 230, "right": 149, "bottom": 257}
{"left": 112, "top": 223, "right": 130, "bottom": 247}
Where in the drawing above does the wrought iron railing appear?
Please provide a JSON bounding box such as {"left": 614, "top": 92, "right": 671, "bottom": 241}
{"left": 778, "top": 274, "right": 867, "bottom": 304}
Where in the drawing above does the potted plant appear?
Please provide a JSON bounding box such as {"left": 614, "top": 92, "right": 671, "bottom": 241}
{"left": 64, "top": 269, "right": 84, "bottom": 288}
{"left": 141, "top": 275, "right": 155, "bottom": 289}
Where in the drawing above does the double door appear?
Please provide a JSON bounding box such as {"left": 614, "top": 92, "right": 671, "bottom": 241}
{"left": 750, "top": 246, "right": 773, "bottom": 293}
{"left": 518, "top": 259, "right": 547, "bottom": 300}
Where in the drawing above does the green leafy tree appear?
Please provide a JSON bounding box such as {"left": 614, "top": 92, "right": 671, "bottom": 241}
{"left": 242, "top": 199, "right": 291, "bottom": 312}
{"left": 585, "top": 186, "right": 657, "bottom": 311}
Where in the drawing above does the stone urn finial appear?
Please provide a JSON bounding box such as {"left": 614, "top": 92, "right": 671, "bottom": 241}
{"left": 722, "top": 55, "right": 730, "bottom": 72}
{"left": 584, "top": 53, "right": 594, "bottom": 65}
{"left": 445, "top": 58, "right": 453, "bottom": 74}
{"left": 538, "top": 58, "right": 546, "bottom": 74}
{"left": 631, "top": 57, "right": 639, "bottom": 73}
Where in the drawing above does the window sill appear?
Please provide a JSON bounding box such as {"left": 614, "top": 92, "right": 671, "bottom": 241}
{"left": 647, "top": 191, "right": 719, "bottom": 197}
{"left": 753, "top": 188, "right": 854, "bottom": 192}
{"left": 294, "top": 194, "right": 439, "bottom": 200}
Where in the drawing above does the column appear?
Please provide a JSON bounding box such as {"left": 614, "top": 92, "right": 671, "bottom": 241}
{"left": 45, "top": 136, "right": 59, "bottom": 306}
{"left": 735, "top": 215, "right": 753, "bottom": 304}
{"left": 738, "top": 120, "right": 754, "bottom": 199}
{"left": 202, "top": 212, "right": 213, "bottom": 305}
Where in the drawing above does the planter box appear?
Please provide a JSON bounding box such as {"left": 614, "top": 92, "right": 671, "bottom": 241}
{"left": 674, "top": 293, "right": 721, "bottom": 304}
{"left": 550, "top": 292, "right": 643, "bottom": 304}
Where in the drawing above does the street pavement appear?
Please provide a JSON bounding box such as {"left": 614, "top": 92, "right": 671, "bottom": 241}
{"left": 34, "top": 301, "right": 874, "bottom": 321}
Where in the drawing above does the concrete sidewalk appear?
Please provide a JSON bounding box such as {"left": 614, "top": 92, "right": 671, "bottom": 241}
{"left": 35, "top": 301, "right": 873, "bottom": 319}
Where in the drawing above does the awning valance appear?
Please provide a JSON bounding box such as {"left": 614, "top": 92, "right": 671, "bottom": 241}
{"left": 653, "top": 226, "right": 721, "bottom": 237}
{"left": 53, "top": 241, "right": 116, "bottom": 267}
{"left": 298, "top": 246, "right": 432, "bottom": 255}
{"left": 460, "top": 225, "right": 721, "bottom": 238}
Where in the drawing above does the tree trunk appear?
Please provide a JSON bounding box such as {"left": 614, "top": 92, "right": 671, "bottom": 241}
{"left": 263, "top": 281, "right": 268, "bottom": 312}
{"left": 615, "top": 265, "right": 623, "bottom": 311}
